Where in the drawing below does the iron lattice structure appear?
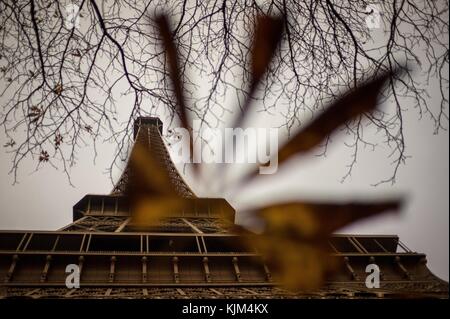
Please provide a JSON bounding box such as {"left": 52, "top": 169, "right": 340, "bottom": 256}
{"left": 0, "top": 117, "right": 447, "bottom": 299}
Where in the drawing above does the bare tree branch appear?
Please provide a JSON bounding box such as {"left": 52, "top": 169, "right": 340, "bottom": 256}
{"left": 0, "top": 0, "right": 447, "bottom": 185}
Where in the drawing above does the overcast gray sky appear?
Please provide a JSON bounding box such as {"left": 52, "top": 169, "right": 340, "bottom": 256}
{"left": 0, "top": 1, "right": 448, "bottom": 282}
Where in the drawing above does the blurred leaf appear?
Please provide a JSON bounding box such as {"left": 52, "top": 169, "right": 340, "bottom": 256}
{"left": 250, "top": 15, "right": 284, "bottom": 91}
{"left": 128, "top": 139, "right": 176, "bottom": 198}
{"left": 243, "top": 200, "right": 402, "bottom": 290}
{"left": 237, "top": 69, "right": 400, "bottom": 185}
{"left": 53, "top": 83, "right": 63, "bottom": 95}
{"left": 232, "top": 15, "right": 284, "bottom": 129}
{"left": 155, "top": 15, "right": 189, "bottom": 131}
{"left": 253, "top": 236, "right": 334, "bottom": 290}
{"left": 155, "top": 14, "right": 197, "bottom": 171}
{"left": 276, "top": 71, "right": 397, "bottom": 164}
{"left": 131, "top": 196, "right": 185, "bottom": 226}
{"left": 259, "top": 200, "right": 401, "bottom": 238}
{"left": 39, "top": 150, "right": 49, "bottom": 162}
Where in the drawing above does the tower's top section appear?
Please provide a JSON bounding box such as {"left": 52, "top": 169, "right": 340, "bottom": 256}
{"left": 133, "top": 117, "right": 163, "bottom": 139}
{"left": 111, "top": 117, "right": 195, "bottom": 198}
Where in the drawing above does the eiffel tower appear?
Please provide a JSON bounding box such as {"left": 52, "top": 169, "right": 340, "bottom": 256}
{"left": 0, "top": 117, "right": 447, "bottom": 299}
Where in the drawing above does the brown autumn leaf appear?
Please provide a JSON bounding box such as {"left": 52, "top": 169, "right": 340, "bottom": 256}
{"left": 219, "top": 15, "right": 284, "bottom": 181}
{"left": 235, "top": 68, "right": 400, "bottom": 186}
{"left": 276, "top": 71, "right": 397, "bottom": 165}
{"left": 53, "top": 83, "right": 63, "bottom": 95}
{"left": 27, "top": 106, "right": 42, "bottom": 123}
{"left": 127, "top": 143, "right": 179, "bottom": 225}
{"left": 131, "top": 196, "right": 186, "bottom": 227}
{"left": 258, "top": 201, "right": 401, "bottom": 238}
{"left": 155, "top": 14, "right": 197, "bottom": 172}
{"left": 39, "top": 150, "right": 49, "bottom": 162}
{"left": 231, "top": 15, "right": 284, "bottom": 130}
{"left": 241, "top": 200, "right": 402, "bottom": 290}
{"left": 252, "top": 236, "right": 333, "bottom": 291}
{"left": 128, "top": 137, "right": 176, "bottom": 198}
{"left": 250, "top": 16, "right": 284, "bottom": 92}
{"left": 54, "top": 133, "right": 63, "bottom": 149}
{"left": 155, "top": 15, "right": 189, "bottom": 132}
